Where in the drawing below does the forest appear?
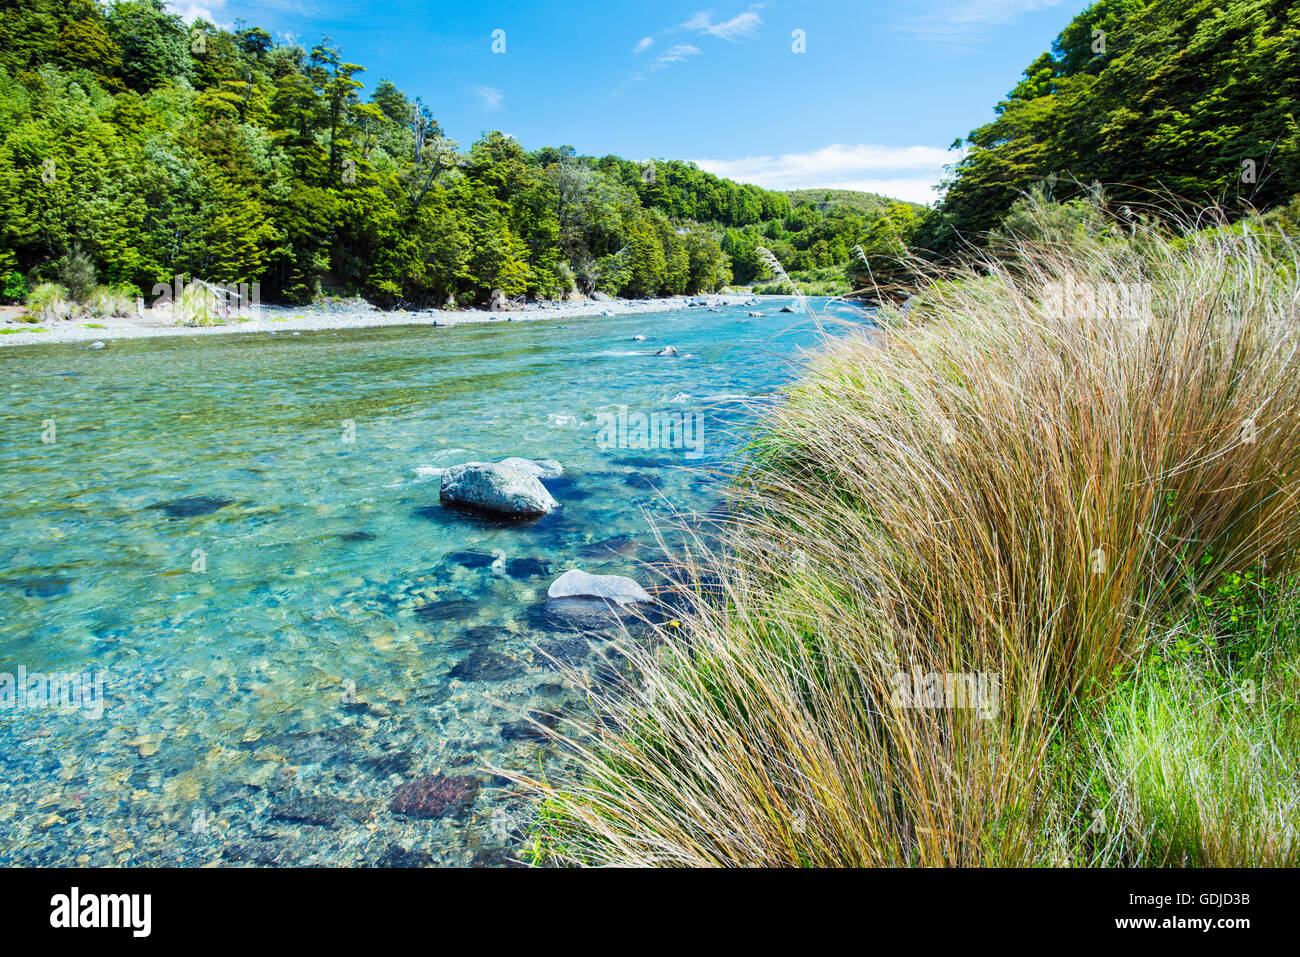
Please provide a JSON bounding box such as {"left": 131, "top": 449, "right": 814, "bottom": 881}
{"left": 0, "top": 0, "right": 917, "bottom": 308}
{"left": 852, "top": 0, "right": 1300, "bottom": 287}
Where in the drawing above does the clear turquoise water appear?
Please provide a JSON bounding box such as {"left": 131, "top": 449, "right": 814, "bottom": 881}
{"left": 0, "top": 298, "right": 863, "bottom": 866}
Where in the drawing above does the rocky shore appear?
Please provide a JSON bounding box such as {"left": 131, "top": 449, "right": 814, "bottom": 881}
{"left": 0, "top": 293, "right": 769, "bottom": 347}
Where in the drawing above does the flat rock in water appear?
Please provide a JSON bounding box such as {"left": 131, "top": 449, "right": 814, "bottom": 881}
{"left": 440, "top": 462, "right": 558, "bottom": 516}
{"left": 389, "top": 774, "right": 479, "bottom": 819}
{"left": 547, "top": 568, "right": 651, "bottom": 605}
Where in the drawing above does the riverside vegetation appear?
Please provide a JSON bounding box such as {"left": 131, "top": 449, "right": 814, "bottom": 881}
{"left": 518, "top": 199, "right": 1300, "bottom": 867}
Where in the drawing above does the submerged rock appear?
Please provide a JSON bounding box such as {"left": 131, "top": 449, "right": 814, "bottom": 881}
{"left": 374, "top": 844, "right": 433, "bottom": 867}
{"left": 389, "top": 774, "right": 480, "bottom": 819}
{"left": 440, "top": 462, "right": 558, "bottom": 516}
{"left": 655, "top": 346, "right": 679, "bottom": 357}
{"left": 446, "top": 550, "right": 495, "bottom": 569}
{"left": 448, "top": 648, "right": 528, "bottom": 682}
{"left": 547, "top": 568, "right": 651, "bottom": 605}
{"left": 505, "top": 557, "right": 550, "bottom": 579}
{"left": 270, "top": 790, "right": 379, "bottom": 827}
{"left": 413, "top": 597, "right": 477, "bottom": 621}
{"left": 147, "top": 495, "right": 234, "bottom": 518}
{"left": 632, "top": 334, "right": 648, "bottom": 341}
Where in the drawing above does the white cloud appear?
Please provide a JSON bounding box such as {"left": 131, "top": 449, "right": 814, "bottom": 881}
{"left": 650, "top": 44, "right": 702, "bottom": 71}
{"left": 683, "top": 8, "right": 764, "bottom": 41}
{"left": 634, "top": 36, "right": 655, "bottom": 53}
{"left": 693, "top": 144, "right": 957, "bottom": 206}
{"left": 474, "top": 86, "right": 505, "bottom": 111}
{"left": 894, "top": 0, "right": 1067, "bottom": 45}
{"left": 166, "top": 0, "right": 228, "bottom": 25}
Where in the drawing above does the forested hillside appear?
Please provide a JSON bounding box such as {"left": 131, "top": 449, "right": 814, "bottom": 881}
{"left": 912, "top": 0, "right": 1300, "bottom": 256}
{"left": 0, "top": 0, "right": 922, "bottom": 307}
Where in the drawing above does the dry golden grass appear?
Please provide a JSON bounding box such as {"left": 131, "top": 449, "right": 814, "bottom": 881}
{"left": 513, "top": 204, "right": 1300, "bottom": 867}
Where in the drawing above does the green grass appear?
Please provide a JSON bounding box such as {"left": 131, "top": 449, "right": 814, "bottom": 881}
{"left": 754, "top": 265, "right": 851, "bottom": 296}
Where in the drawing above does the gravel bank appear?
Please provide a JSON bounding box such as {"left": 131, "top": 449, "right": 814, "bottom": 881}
{"left": 0, "top": 294, "right": 770, "bottom": 347}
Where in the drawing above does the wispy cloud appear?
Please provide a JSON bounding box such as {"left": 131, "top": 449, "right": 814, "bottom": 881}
{"left": 168, "top": 0, "right": 321, "bottom": 29}
{"left": 892, "top": 0, "right": 1066, "bottom": 47}
{"left": 620, "top": 4, "right": 763, "bottom": 94}
{"left": 683, "top": 7, "right": 764, "bottom": 41}
{"left": 474, "top": 86, "right": 505, "bottom": 111}
{"left": 650, "top": 44, "right": 702, "bottom": 72}
{"left": 947, "top": 0, "right": 1065, "bottom": 24}
{"left": 693, "top": 143, "right": 957, "bottom": 206}
{"left": 166, "top": 0, "right": 229, "bottom": 25}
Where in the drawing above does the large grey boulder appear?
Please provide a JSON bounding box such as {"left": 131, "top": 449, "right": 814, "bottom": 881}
{"left": 547, "top": 569, "right": 651, "bottom": 605}
{"left": 497, "top": 457, "right": 563, "bottom": 480}
{"left": 440, "top": 463, "right": 558, "bottom": 516}
{"left": 488, "top": 289, "right": 509, "bottom": 312}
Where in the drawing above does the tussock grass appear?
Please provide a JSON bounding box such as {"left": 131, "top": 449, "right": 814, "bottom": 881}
{"left": 21, "top": 282, "right": 73, "bottom": 323}
{"left": 515, "top": 203, "right": 1300, "bottom": 867}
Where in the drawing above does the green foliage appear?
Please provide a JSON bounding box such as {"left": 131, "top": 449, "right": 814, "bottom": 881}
{"left": 2, "top": 269, "right": 27, "bottom": 302}
{"left": 926, "top": 0, "right": 1300, "bottom": 255}
{"left": 0, "top": 10, "right": 914, "bottom": 308}
{"left": 56, "top": 244, "right": 97, "bottom": 300}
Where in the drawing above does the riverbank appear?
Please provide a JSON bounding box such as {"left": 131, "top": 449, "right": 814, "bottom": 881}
{"left": 0, "top": 293, "right": 772, "bottom": 347}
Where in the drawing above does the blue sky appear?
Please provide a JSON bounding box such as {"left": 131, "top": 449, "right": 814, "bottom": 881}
{"left": 168, "top": 0, "right": 1086, "bottom": 205}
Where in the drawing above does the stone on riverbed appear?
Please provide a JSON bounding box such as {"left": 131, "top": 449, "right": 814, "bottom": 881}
{"left": 440, "top": 462, "right": 558, "bottom": 516}
{"left": 547, "top": 568, "right": 651, "bottom": 605}
{"left": 389, "top": 774, "right": 480, "bottom": 819}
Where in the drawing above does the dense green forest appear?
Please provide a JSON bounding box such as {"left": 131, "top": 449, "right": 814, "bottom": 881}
{"left": 0, "top": 0, "right": 917, "bottom": 307}
{"left": 1, "top": 0, "right": 1295, "bottom": 310}
{"left": 908, "top": 0, "right": 1299, "bottom": 258}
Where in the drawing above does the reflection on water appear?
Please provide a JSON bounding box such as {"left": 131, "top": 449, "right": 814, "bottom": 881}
{"left": 0, "top": 300, "right": 856, "bottom": 865}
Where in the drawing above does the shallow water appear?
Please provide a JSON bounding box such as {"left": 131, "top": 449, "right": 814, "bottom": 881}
{"left": 0, "top": 298, "right": 861, "bottom": 866}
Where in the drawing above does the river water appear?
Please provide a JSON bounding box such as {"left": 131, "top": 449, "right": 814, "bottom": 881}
{"left": 0, "top": 297, "right": 863, "bottom": 865}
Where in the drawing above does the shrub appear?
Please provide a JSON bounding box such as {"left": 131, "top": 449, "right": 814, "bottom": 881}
{"left": 85, "top": 284, "right": 137, "bottom": 318}
{"left": 2, "top": 270, "right": 28, "bottom": 303}
{"left": 21, "top": 282, "right": 73, "bottom": 323}
{"left": 55, "top": 246, "right": 97, "bottom": 302}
